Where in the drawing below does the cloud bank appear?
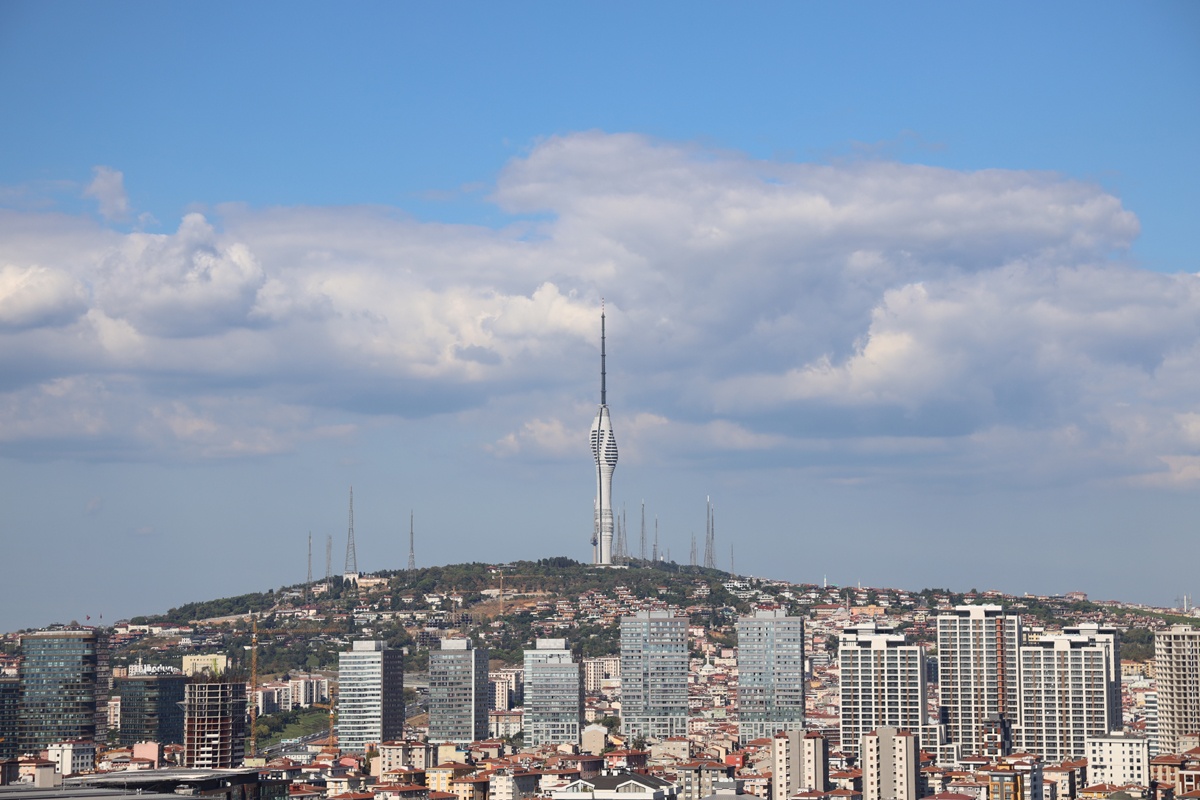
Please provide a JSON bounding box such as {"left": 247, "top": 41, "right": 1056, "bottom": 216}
{"left": 1, "top": 132, "right": 1196, "bottom": 486}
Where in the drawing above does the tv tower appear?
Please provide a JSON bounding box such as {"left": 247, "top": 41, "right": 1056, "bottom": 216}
{"left": 590, "top": 302, "right": 618, "bottom": 566}
{"left": 343, "top": 486, "right": 359, "bottom": 584}
{"left": 407, "top": 510, "right": 416, "bottom": 571}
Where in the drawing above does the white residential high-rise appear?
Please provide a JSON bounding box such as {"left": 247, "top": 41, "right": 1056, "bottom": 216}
{"left": 1064, "top": 623, "right": 1122, "bottom": 725}
{"left": 590, "top": 306, "right": 618, "bottom": 566}
{"left": 582, "top": 656, "right": 620, "bottom": 694}
{"left": 620, "top": 610, "right": 688, "bottom": 741}
{"left": 1086, "top": 732, "right": 1149, "bottom": 787}
{"left": 862, "top": 727, "right": 920, "bottom": 800}
{"left": 839, "top": 622, "right": 929, "bottom": 759}
{"left": 1017, "top": 634, "right": 1114, "bottom": 762}
{"left": 1154, "top": 625, "right": 1200, "bottom": 755}
{"left": 338, "top": 640, "right": 405, "bottom": 753}
{"left": 429, "top": 638, "right": 489, "bottom": 744}
{"left": 524, "top": 639, "right": 583, "bottom": 746}
{"left": 937, "top": 605, "right": 1022, "bottom": 756}
{"left": 773, "top": 729, "right": 830, "bottom": 800}
{"left": 736, "top": 608, "right": 805, "bottom": 743}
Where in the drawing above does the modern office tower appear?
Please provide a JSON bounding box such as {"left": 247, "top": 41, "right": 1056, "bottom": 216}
{"left": 429, "top": 639, "right": 489, "bottom": 744}
{"left": 338, "top": 640, "right": 405, "bottom": 753}
{"left": 1086, "top": 732, "right": 1149, "bottom": 787}
{"left": 523, "top": 639, "right": 584, "bottom": 746}
{"left": 1155, "top": 625, "right": 1200, "bottom": 755}
{"left": 862, "top": 727, "right": 919, "bottom": 800}
{"left": 936, "top": 605, "right": 1022, "bottom": 756}
{"left": 182, "top": 679, "right": 246, "bottom": 768}
{"left": 1064, "top": 623, "right": 1122, "bottom": 725}
{"left": 0, "top": 677, "right": 18, "bottom": 761}
{"left": 1017, "top": 633, "right": 1115, "bottom": 762}
{"left": 772, "top": 730, "right": 829, "bottom": 800}
{"left": 839, "top": 622, "right": 929, "bottom": 759}
{"left": 113, "top": 674, "right": 188, "bottom": 745}
{"left": 620, "top": 610, "right": 688, "bottom": 741}
{"left": 590, "top": 306, "right": 618, "bottom": 566}
{"left": 18, "top": 630, "right": 100, "bottom": 752}
{"left": 736, "top": 609, "right": 805, "bottom": 743}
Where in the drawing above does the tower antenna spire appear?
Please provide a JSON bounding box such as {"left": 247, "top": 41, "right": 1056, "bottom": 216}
{"left": 343, "top": 486, "right": 358, "bottom": 583}
{"left": 306, "top": 532, "right": 312, "bottom": 602}
{"left": 600, "top": 298, "right": 607, "bottom": 406}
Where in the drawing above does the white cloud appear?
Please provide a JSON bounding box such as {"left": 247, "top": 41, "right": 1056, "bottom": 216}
{"left": 1, "top": 133, "right": 1197, "bottom": 487}
{"left": 83, "top": 166, "right": 129, "bottom": 222}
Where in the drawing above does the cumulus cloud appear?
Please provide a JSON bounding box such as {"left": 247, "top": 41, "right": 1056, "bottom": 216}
{"left": 1, "top": 133, "right": 1197, "bottom": 487}
{"left": 83, "top": 166, "right": 129, "bottom": 221}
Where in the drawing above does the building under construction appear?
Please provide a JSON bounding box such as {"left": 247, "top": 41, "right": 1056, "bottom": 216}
{"left": 183, "top": 678, "right": 247, "bottom": 768}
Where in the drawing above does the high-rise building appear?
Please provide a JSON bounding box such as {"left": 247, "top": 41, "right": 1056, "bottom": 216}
{"left": 1017, "top": 633, "right": 1115, "bottom": 762}
{"left": 937, "top": 605, "right": 1022, "bottom": 756}
{"left": 182, "top": 679, "right": 246, "bottom": 768}
{"left": 1086, "top": 732, "right": 1149, "bottom": 787}
{"left": 18, "top": 630, "right": 100, "bottom": 752}
{"left": 523, "top": 639, "right": 583, "bottom": 746}
{"left": 429, "top": 639, "right": 489, "bottom": 744}
{"left": 736, "top": 608, "right": 805, "bottom": 743}
{"left": 590, "top": 307, "right": 618, "bottom": 566}
{"left": 862, "top": 727, "right": 919, "bottom": 800}
{"left": 772, "top": 730, "right": 829, "bottom": 800}
{"left": 114, "top": 674, "right": 188, "bottom": 746}
{"left": 619, "top": 610, "right": 688, "bottom": 741}
{"left": 582, "top": 656, "right": 620, "bottom": 695}
{"left": 1064, "top": 623, "right": 1122, "bottom": 726}
{"left": 1154, "top": 625, "right": 1200, "bottom": 755}
{"left": 0, "top": 677, "right": 18, "bottom": 761}
{"left": 337, "top": 640, "right": 405, "bottom": 753}
{"left": 839, "top": 622, "right": 929, "bottom": 760}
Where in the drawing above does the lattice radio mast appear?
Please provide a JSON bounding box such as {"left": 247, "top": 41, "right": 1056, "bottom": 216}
{"left": 639, "top": 501, "right": 646, "bottom": 561}
{"left": 306, "top": 532, "right": 312, "bottom": 602}
{"left": 344, "top": 486, "right": 358, "bottom": 578}
{"left": 407, "top": 510, "right": 416, "bottom": 572}
{"left": 703, "top": 496, "right": 717, "bottom": 569}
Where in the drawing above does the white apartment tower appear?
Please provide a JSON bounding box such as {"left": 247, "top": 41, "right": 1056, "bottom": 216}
{"left": 1086, "top": 732, "right": 1149, "bottom": 787}
{"left": 736, "top": 608, "right": 805, "bottom": 743}
{"left": 862, "top": 727, "right": 920, "bottom": 800}
{"left": 839, "top": 622, "right": 929, "bottom": 759}
{"left": 773, "top": 729, "right": 830, "bottom": 800}
{"left": 1154, "top": 625, "right": 1200, "bottom": 754}
{"left": 337, "top": 640, "right": 405, "bottom": 753}
{"left": 1016, "top": 634, "right": 1115, "bottom": 762}
{"left": 1064, "top": 623, "right": 1122, "bottom": 725}
{"left": 523, "top": 638, "right": 584, "bottom": 746}
{"left": 620, "top": 610, "right": 688, "bottom": 741}
{"left": 937, "top": 605, "right": 1022, "bottom": 756}
{"left": 590, "top": 306, "right": 618, "bottom": 566}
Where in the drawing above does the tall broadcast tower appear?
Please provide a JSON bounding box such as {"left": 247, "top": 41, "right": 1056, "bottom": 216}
{"left": 590, "top": 303, "right": 618, "bottom": 565}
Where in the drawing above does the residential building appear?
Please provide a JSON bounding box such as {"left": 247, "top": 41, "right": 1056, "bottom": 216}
{"left": 620, "top": 611, "right": 689, "bottom": 741}
{"left": 937, "top": 605, "right": 1022, "bottom": 757}
{"left": 490, "top": 668, "right": 523, "bottom": 711}
{"left": 46, "top": 740, "right": 95, "bottom": 776}
{"left": 523, "top": 639, "right": 584, "bottom": 746}
{"left": 552, "top": 772, "right": 679, "bottom": 800}
{"left": 1017, "top": 634, "right": 1115, "bottom": 762}
{"left": 1086, "top": 732, "right": 1149, "bottom": 787}
{"left": 676, "top": 761, "right": 734, "bottom": 800}
{"left": 736, "top": 609, "right": 805, "bottom": 743}
{"left": 113, "top": 673, "right": 188, "bottom": 746}
{"left": 1064, "top": 624, "right": 1122, "bottom": 726}
{"left": 0, "top": 677, "right": 18, "bottom": 761}
{"left": 339, "top": 640, "right": 405, "bottom": 753}
{"left": 772, "top": 730, "right": 830, "bottom": 800}
{"left": 19, "top": 630, "right": 101, "bottom": 752}
{"left": 839, "top": 623, "right": 929, "bottom": 760}
{"left": 182, "top": 679, "right": 247, "bottom": 768}
{"left": 583, "top": 657, "right": 620, "bottom": 695}
{"left": 1154, "top": 625, "right": 1200, "bottom": 755}
{"left": 862, "top": 727, "right": 919, "bottom": 800}
{"left": 429, "top": 639, "right": 489, "bottom": 744}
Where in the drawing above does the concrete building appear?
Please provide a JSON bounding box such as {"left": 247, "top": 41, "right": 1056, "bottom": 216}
{"left": 19, "top": 630, "right": 102, "bottom": 752}
{"left": 936, "top": 605, "right": 1022, "bottom": 757}
{"left": 771, "top": 730, "right": 829, "bottom": 800}
{"left": 583, "top": 657, "right": 620, "bottom": 695}
{"left": 862, "top": 727, "right": 919, "bottom": 800}
{"left": 1154, "top": 625, "right": 1200, "bottom": 755}
{"left": 736, "top": 609, "right": 805, "bottom": 743}
{"left": 47, "top": 740, "right": 96, "bottom": 776}
{"left": 338, "top": 640, "right": 405, "bottom": 753}
{"left": 1086, "top": 732, "right": 1149, "bottom": 787}
{"left": 0, "top": 676, "right": 18, "bottom": 761}
{"left": 490, "top": 668, "right": 524, "bottom": 711}
{"left": 620, "top": 611, "right": 688, "bottom": 741}
{"left": 182, "top": 654, "right": 229, "bottom": 677}
{"left": 838, "top": 623, "right": 929, "bottom": 760}
{"left": 182, "top": 679, "right": 247, "bottom": 768}
{"left": 429, "top": 639, "right": 489, "bottom": 744}
{"left": 1064, "top": 623, "right": 1122, "bottom": 726}
{"left": 523, "top": 639, "right": 584, "bottom": 746}
{"left": 1017, "top": 634, "right": 1115, "bottom": 762}
{"left": 114, "top": 674, "right": 188, "bottom": 746}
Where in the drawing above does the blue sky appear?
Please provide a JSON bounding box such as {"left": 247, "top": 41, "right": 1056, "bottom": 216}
{"left": 1, "top": 2, "right": 1198, "bottom": 631}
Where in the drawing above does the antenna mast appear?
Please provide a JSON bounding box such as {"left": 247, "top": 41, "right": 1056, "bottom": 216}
{"left": 306, "top": 533, "right": 312, "bottom": 602}
{"left": 640, "top": 501, "right": 646, "bottom": 561}
{"left": 344, "top": 486, "right": 358, "bottom": 578}
{"left": 407, "top": 510, "right": 416, "bottom": 571}
{"left": 652, "top": 515, "right": 659, "bottom": 562}
{"left": 704, "top": 497, "right": 717, "bottom": 569}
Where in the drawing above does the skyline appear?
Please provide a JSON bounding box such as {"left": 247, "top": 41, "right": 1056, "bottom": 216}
{"left": 1, "top": 3, "right": 1199, "bottom": 632}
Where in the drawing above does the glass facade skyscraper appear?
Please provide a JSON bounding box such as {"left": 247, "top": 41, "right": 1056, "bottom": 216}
{"left": 114, "top": 674, "right": 188, "bottom": 746}
{"left": 429, "top": 639, "right": 488, "bottom": 744}
{"left": 736, "top": 608, "right": 805, "bottom": 743}
{"left": 620, "top": 610, "right": 688, "bottom": 741}
{"left": 523, "top": 638, "right": 583, "bottom": 746}
{"left": 337, "top": 640, "right": 405, "bottom": 753}
{"left": 19, "top": 630, "right": 99, "bottom": 752}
